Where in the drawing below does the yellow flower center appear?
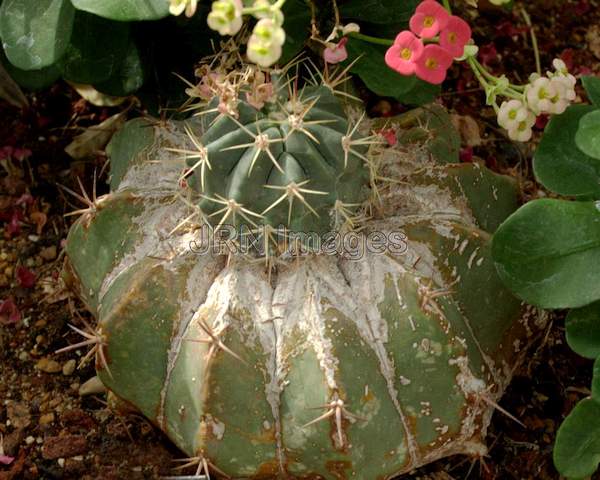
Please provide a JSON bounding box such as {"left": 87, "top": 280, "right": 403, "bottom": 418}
{"left": 425, "top": 57, "right": 438, "bottom": 70}
{"left": 400, "top": 48, "right": 412, "bottom": 60}
{"left": 448, "top": 31, "right": 457, "bottom": 44}
{"left": 509, "top": 110, "right": 517, "bottom": 120}
{"left": 423, "top": 16, "right": 435, "bottom": 27}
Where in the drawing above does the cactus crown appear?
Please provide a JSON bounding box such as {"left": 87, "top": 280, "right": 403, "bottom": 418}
{"left": 181, "top": 74, "right": 372, "bottom": 252}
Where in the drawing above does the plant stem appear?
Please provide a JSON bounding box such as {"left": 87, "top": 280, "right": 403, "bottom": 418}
{"left": 442, "top": 0, "right": 452, "bottom": 13}
{"left": 467, "top": 57, "right": 490, "bottom": 91}
{"left": 471, "top": 58, "right": 526, "bottom": 96}
{"left": 347, "top": 32, "right": 394, "bottom": 46}
{"left": 520, "top": 7, "right": 541, "bottom": 76}
{"left": 472, "top": 59, "right": 497, "bottom": 82}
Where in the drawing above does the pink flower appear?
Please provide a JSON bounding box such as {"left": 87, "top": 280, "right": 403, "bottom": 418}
{"left": 414, "top": 44, "right": 453, "bottom": 84}
{"left": 0, "top": 454, "right": 15, "bottom": 465}
{"left": 410, "top": 0, "right": 449, "bottom": 38}
{"left": 324, "top": 37, "right": 349, "bottom": 64}
{"left": 385, "top": 31, "right": 424, "bottom": 75}
{"left": 440, "top": 15, "right": 471, "bottom": 58}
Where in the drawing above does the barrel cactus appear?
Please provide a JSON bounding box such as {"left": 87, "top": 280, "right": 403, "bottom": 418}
{"left": 62, "top": 69, "right": 545, "bottom": 479}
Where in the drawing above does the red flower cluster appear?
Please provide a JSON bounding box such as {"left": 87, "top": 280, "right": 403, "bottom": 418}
{"left": 385, "top": 1, "right": 471, "bottom": 84}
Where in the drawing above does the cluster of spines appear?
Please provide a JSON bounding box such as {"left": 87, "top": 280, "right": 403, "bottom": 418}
{"left": 165, "top": 62, "right": 397, "bottom": 265}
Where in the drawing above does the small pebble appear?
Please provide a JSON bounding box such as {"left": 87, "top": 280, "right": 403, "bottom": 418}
{"left": 78, "top": 376, "right": 106, "bottom": 396}
{"left": 39, "top": 413, "right": 55, "bottom": 426}
{"left": 62, "top": 359, "right": 76, "bottom": 376}
{"left": 42, "top": 435, "right": 87, "bottom": 460}
{"left": 25, "top": 436, "right": 35, "bottom": 445}
{"left": 36, "top": 358, "right": 62, "bottom": 374}
{"left": 34, "top": 319, "right": 46, "bottom": 328}
{"left": 58, "top": 458, "right": 65, "bottom": 468}
{"left": 39, "top": 245, "right": 57, "bottom": 261}
{"left": 18, "top": 351, "right": 30, "bottom": 361}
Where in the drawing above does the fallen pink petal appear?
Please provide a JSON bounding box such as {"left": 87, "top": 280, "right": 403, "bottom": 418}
{"left": 378, "top": 128, "right": 398, "bottom": 146}
{"left": 6, "top": 211, "right": 21, "bottom": 237}
{"left": 16, "top": 266, "right": 36, "bottom": 288}
{"left": 13, "top": 147, "right": 32, "bottom": 161}
{"left": 0, "top": 454, "right": 14, "bottom": 465}
{"left": 0, "top": 297, "right": 21, "bottom": 326}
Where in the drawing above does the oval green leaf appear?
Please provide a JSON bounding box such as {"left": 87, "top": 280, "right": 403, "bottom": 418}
{"left": 576, "top": 110, "right": 600, "bottom": 160}
{"left": 582, "top": 75, "right": 600, "bottom": 107}
{"left": 533, "top": 105, "right": 600, "bottom": 199}
{"left": 594, "top": 357, "right": 600, "bottom": 401}
{"left": 340, "top": 0, "right": 419, "bottom": 25}
{"left": 566, "top": 301, "right": 600, "bottom": 360}
{"left": 94, "top": 43, "right": 144, "bottom": 96}
{"left": 492, "top": 199, "right": 600, "bottom": 309}
{"left": 59, "top": 12, "right": 131, "bottom": 85}
{"left": 554, "top": 397, "right": 600, "bottom": 480}
{"left": 0, "top": 0, "right": 75, "bottom": 70}
{"left": 279, "top": 0, "right": 310, "bottom": 65}
{"left": 70, "top": 0, "right": 169, "bottom": 21}
{"left": 0, "top": 49, "right": 61, "bottom": 91}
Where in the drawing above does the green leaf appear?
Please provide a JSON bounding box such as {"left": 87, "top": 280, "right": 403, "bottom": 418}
{"left": 554, "top": 397, "right": 600, "bottom": 480}
{"left": 340, "top": 0, "right": 419, "bottom": 25}
{"left": 279, "top": 0, "right": 310, "bottom": 65}
{"left": 94, "top": 43, "right": 144, "bottom": 97}
{"left": 594, "top": 357, "right": 600, "bottom": 400}
{"left": 0, "top": 49, "right": 60, "bottom": 91}
{"left": 576, "top": 109, "right": 600, "bottom": 160}
{"left": 492, "top": 199, "right": 600, "bottom": 309}
{"left": 534, "top": 105, "right": 600, "bottom": 199}
{"left": 0, "top": 0, "right": 75, "bottom": 70}
{"left": 59, "top": 12, "right": 131, "bottom": 85}
{"left": 582, "top": 75, "right": 600, "bottom": 107}
{"left": 132, "top": 11, "right": 219, "bottom": 115}
{"left": 70, "top": 0, "right": 169, "bottom": 21}
{"left": 346, "top": 38, "right": 439, "bottom": 106}
{"left": 566, "top": 301, "right": 600, "bottom": 360}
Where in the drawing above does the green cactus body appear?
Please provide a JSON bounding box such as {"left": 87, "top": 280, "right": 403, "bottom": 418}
{"left": 183, "top": 85, "right": 369, "bottom": 247}
{"left": 64, "top": 90, "right": 545, "bottom": 479}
